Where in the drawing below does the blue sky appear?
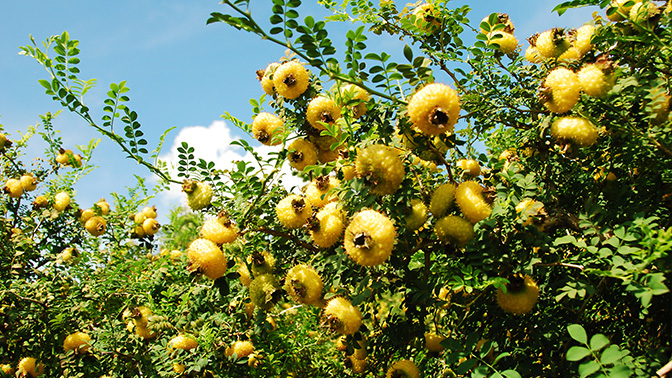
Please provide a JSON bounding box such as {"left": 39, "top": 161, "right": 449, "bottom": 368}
{"left": 0, "top": 1, "right": 595, "bottom": 220}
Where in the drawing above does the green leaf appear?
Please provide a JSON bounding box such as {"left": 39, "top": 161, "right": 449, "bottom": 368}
{"left": 567, "top": 324, "right": 588, "bottom": 344}
{"left": 600, "top": 345, "right": 623, "bottom": 365}
{"left": 403, "top": 44, "right": 413, "bottom": 62}
{"left": 589, "top": 334, "right": 610, "bottom": 352}
{"left": 578, "top": 360, "right": 600, "bottom": 378}
{"left": 567, "top": 346, "right": 591, "bottom": 361}
{"left": 501, "top": 370, "right": 522, "bottom": 378}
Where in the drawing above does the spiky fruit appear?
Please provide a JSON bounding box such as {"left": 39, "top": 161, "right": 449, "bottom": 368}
{"left": 629, "top": 1, "right": 659, "bottom": 25}
{"left": 324, "top": 297, "right": 362, "bottom": 335}
{"left": 425, "top": 333, "right": 446, "bottom": 353}
{"left": 17, "top": 357, "right": 44, "bottom": 377}
{"left": 19, "top": 174, "right": 38, "bottom": 191}
{"left": 455, "top": 181, "right": 492, "bottom": 224}
{"left": 307, "top": 96, "right": 341, "bottom": 131}
{"left": 312, "top": 134, "right": 343, "bottom": 164}
{"left": 575, "top": 24, "right": 595, "bottom": 56}
{"left": 346, "top": 355, "right": 367, "bottom": 374}
{"left": 430, "top": 183, "right": 456, "bottom": 218}
{"left": 4, "top": 178, "right": 23, "bottom": 198}
{"left": 201, "top": 215, "right": 238, "bottom": 244}
{"left": 479, "top": 13, "right": 514, "bottom": 34}
{"left": 252, "top": 112, "right": 284, "bottom": 146}
{"left": 125, "top": 306, "right": 157, "bottom": 340}
{"left": 260, "top": 62, "right": 279, "bottom": 96}
{"left": 64, "top": 332, "right": 91, "bottom": 353}
{"left": 238, "top": 263, "right": 252, "bottom": 287}
{"left": 285, "top": 264, "right": 324, "bottom": 305}
{"left": 335, "top": 335, "right": 348, "bottom": 351}
{"left": 344, "top": 209, "right": 395, "bottom": 266}
{"left": 273, "top": 61, "right": 309, "bottom": 99}
{"left": 497, "top": 274, "right": 540, "bottom": 315}
{"left": 305, "top": 176, "right": 340, "bottom": 208}
{"left": 0, "top": 364, "right": 14, "bottom": 375}
{"left": 276, "top": 194, "right": 312, "bottom": 229}
{"left": 407, "top": 83, "right": 460, "bottom": 136}
{"left": 550, "top": 116, "right": 599, "bottom": 147}
{"left": 309, "top": 202, "right": 345, "bottom": 248}
{"left": 226, "top": 340, "right": 255, "bottom": 358}
{"left": 456, "top": 159, "right": 481, "bottom": 177}
{"left": 54, "top": 191, "right": 71, "bottom": 212}
{"left": 183, "top": 180, "right": 213, "bottom": 211}
{"left": 142, "top": 218, "right": 160, "bottom": 236}
{"left": 287, "top": 138, "right": 318, "bottom": 171}
{"left": 249, "top": 274, "right": 281, "bottom": 311}
{"left": 187, "top": 238, "right": 227, "bottom": 279}
{"left": 487, "top": 31, "right": 518, "bottom": 54}
{"left": 355, "top": 145, "right": 405, "bottom": 196}
{"left": 85, "top": 216, "right": 107, "bottom": 237}
{"left": 524, "top": 45, "right": 542, "bottom": 63}
{"left": 535, "top": 28, "right": 572, "bottom": 59}
{"left": 405, "top": 199, "right": 428, "bottom": 231}
{"left": 168, "top": 335, "right": 198, "bottom": 352}
{"left": 386, "top": 360, "right": 420, "bottom": 378}
{"left": 339, "top": 84, "right": 370, "bottom": 118}
{"left": 434, "top": 215, "right": 474, "bottom": 247}
{"left": 540, "top": 67, "right": 581, "bottom": 114}
{"left": 557, "top": 47, "right": 581, "bottom": 62}
{"left": 578, "top": 64, "right": 613, "bottom": 97}
{"left": 247, "top": 250, "right": 276, "bottom": 276}
{"left": 607, "top": 0, "right": 641, "bottom": 21}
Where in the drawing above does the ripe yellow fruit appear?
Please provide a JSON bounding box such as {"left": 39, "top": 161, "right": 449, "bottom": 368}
{"left": 284, "top": 264, "right": 324, "bottom": 305}
{"left": 540, "top": 67, "right": 581, "bottom": 114}
{"left": 249, "top": 274, "right": 281, "bottom": 311}
{"left": 238, "top": 262, "right": 252, "bottom": 287}
{"left": 324, "top": 297, "right": 362, "bottom": 335}
{"left": 4, "top": 178, "right": 23, "bottom": 198}
{"left": 487, "top": 31, "right": 518, "bottom": 54}
{"left": 346, "top": 355, "right": 367, "bottom": 374}
{"left": 479, "top": 13, "right": 514, "bottom": 34}
{"left": 17, "top": 357, "right": 44, "bottom": 377}
{"left": 607, "top": 0, "right": 641, "bottom": 21}
{"left": 305, "top": 176, "right": 340, "bottom": 208}
{"left": 183, "top": 180, "right": 213, "bottom": 211}
{"left": 187, "top": 238, "right": 227, "bottom": 279}
{"left": 434, "top": 215, "right": 474, "bottom": 247}
{"left": 355, "top": 144, "right": 405, "bottom": 196}
{"left": 629, "top": 1, "right": 658, "bottom": 24}
{"left": 53, "top": 191, "right": 71, "bottom": 212}
{"left": 226, "top": 340, "right": 255, "bottom": 359}
{"left": 252, "top": 112, "right": 284, "bottom": 146}
{"left": 455, "top": 181, "right": 492, "bottom": 224}
{"left": 456, "top": 159, "right": 481, "bottom": 177}
{"left": 344, "top": 209, "right": 396, "bottom": 266}
{"left": 19, "top": 174, "right": 38, "bottom": 191}
{"left": 125, "top": 306, "right": 157, "bottom": 340}
{"left": 557, "top": 46, "right": 582, "bottom": 62}
{"left": 0, "top": 364, "right": 14, "bottom": 375}
{"left": 429, "top": 183, "right": 456, "bottom": 218}
{"left": 534, "top": 28, "right": 572, "bottom": 59}
{"left": 260, "top": 62, "right": 279, "bottom": 96}
{"left": 309, "top": 202, "right": 345, "bottom": 248}
{"left": 173, "top": 363, "right": 186, "bottom": 374}
{"left": 247, "top": 250, "right": 276, "bottom": 276}
{"left": 577, "top": 64, "right": 613, "bottom": 97}
{"left": 94, "top": 198, "right": 110, "bottom": 216}
{"left": 33, "top": 195, "right": 49, "bottom": 208}
{"left": 496, "top": 274, "right": 540, "bottom": 315}
{"left": 200, "top": 216, "right": 238, "bottom": 244}
{"left": 140, "top": 205, "right": 156, "bottom": 219}
{"left": 287, "top": 138, "right": 318, "bottom": 171}
{"left": 79, "top": 208, "right": 95, "bottom": 223}
{"left": 386, "top": 360, "right": 420, "bottom": 378}
{"left": 516, "top": 198, "right": 545, "bottom": 227}
{"left": 85, "top": 216, "right": 107, "bottom": 237}
{"left": 142, "top": 218, "right": 160, "bottom": 236}
{"left": 273, "top": 61, "right": 310, "bottom": 99}
{"left": 168, "top": 334, "right": 199, "bottom": 352}
{"left": 575, "top": 24, "right": 595, "bottom": 56}
{"left": 56, "top": 148, "right": 82, "bottom": 167}
{"left": 276, "top": 194, "right": 312, "bottom": 229}
{"left": 425, "top": 332, "right": 446, "bottom": 352}
{"left": 405, "top": 199, "right": 428, "bottom": 231}
{"left": 550, "top": 116, "right": 599, "bottom": 147}
{"left": 524, "top": 45, "right": 542, "bottom": 63}
{"left": 407, "top": 83, "right": 460, "bottom": 136}
{"left": 0, "top": 133, "right": 10, "bottom": 151}
{"left": 412, "top": 2, "right": 440, "bottom": 32}
{"left": 63, "top": 331, "right": 91, "bottom": 353}
{"left": 307, "top": 96, "right": 341, "bottom": 131}
{"left": 339, "top": 84, "right": 370, "bottom": 118}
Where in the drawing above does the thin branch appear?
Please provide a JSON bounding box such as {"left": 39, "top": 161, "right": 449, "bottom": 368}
{"left": 533, "top": 261, "right": 585, "bottom": 270}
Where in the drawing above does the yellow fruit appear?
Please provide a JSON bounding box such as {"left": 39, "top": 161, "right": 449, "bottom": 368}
{"left": 335, "top": 335, "right": 348, "bottom": 351}
{"left": 341, "top": 164, "right": 356, "bottom": 180}
{"left": 53, "top": 191, "right": 71, "bottom": 212}
{"left": 183, "top": 180, "right": 213, "bottom": 211}
{"left": 516, "top": 198, "right": 545, "bottom": 227}
{"left": 133, "top": 212, "right": 147, "bottom": 224}
{"left": 550, "top": 116, "right": 599, "bottom": 147}
{"left": 405, "top": 199, "right": 428, "bottom": 231}
{"left": 607, "top": 0, "right": 641, "bottom": 21}
{"left": 456, "top": 159, "right": 481, "bottom": 177}
{"left": 307, "top": 96, "right": 341, "bottom": 131}
{"left": 284, "top": 264, "right": 324, "bottom": 305}
{"left": 142, "top": 218, "right": 160, "bottom": 236}
{"left": 0, "top": 364, "right": 14, "bottom": 375}
{"left": 273, "top": 61, "right": 310, "bottom": 99}
{"left": 173, "top": 363, "right": 186, "bottom": 374}
{"left": 425, "top": 332, "right": 446, "bottom": 352}
{"left": 487, "top": 31, "right": 518, "bottom": 54}
{"left": 355, "top": 144, "right": 405, "bottom": 196}
{"left": 309, "top": 202, "right": 345, "bottom": 248}
{"left": 252, "top": 112, "right": 284, "bottom": 146}
{"left": 540, "top": 67, "right": 581, "bottom": 114}
{"left": 168, "top": 334, "right": 199, "bottom": 352}
{"left": 276, "top": 194, "right": 312, "bottom": 229}
{"left": 249, "top": 274, "right": 281, "bottom": 310}
{"left": 557, "top": 46, "right": 582, "bottom": 62}
{"left": 430, "top": 183, "right": 456, "bottom": 218}
{"left": 4, "top": 178, "right": 23, "bottom": 198}
{"left": 455, "top": 181, "right": 492, "bottom": 224}
{"left": 577, "top": 64, "right": 613, "bottom": 97}
{"left": 648, "top": 88, "right": 671, "bottom": 125}
{"left": 386, "top": 360, "right": 420, "bottom": 378}
{"left": 305, "top": 176, "right": 340, "bottom": 208}
{"left": 19, "top": 174, "right": 38, "bottom": 191}
{"left": 187, "top": 238, "right": 227, "bottom": 279}
{"left": 524, "top": 45, "right": 542, "bottom": 63}
{"left": 347, "top": 355, "right": 367, "bottom": 374}
{"left": 629, "top": 1, "right": 658, "bottom": 24}
{"left": 412, "top": 2, "right": 440, "bottom": 32}
{"left": 260, "top": 62, "right": 279, "bottom": 96}
{"left": 479, "top": 13, "right": 514, "bottom": 34}
{"left": 238, "top": 263, "right": 252, "bottom": 287}
{"left": 140, "top": 205, "right": 156, "bottom": 219}
{"left": 496, "top": 274, "right": 540, "bottom": 315}
{"left": 63, "top": 331, "right": 91, "bottom": 353}
{"left": 434, "top": 215, "right": 474, "bottom": 247}
{"left": 534, "top": 28, "right": 572, "bottom": 59}
{"left": 79, "top": 208, "right": 95, "bottom": 223}
{"left": 0, "top": 133, "right": 10, "bottom": 151}
{"left": 339, "top": 84, "right": 370, "bottom": 118}
{"left": 226, "top": 340, "right": 255, "bottom": 359}
{"left": 200, "top": 215, "right": 238, "bottom": 244}
{"left": 17, "top": 357, "right": 44, "bottom": 377}
{"left": 33, "top": 195, "right": 48, "bottom": 208}
{"left": 407, "top": 83, "right": 460, "bottom": 136}
{"left": 344, "top": 209, "right": 396, "bottom": 266}
{"left": 287, "top": 138, "right": 318, "bottom": 171}
{"left": 247, "top": 250, "right": 276, "bottom": 276}
{"left": 56, "top": 148, "right": 82, "bottom": 167}
{"left": 575, "top": 24, "right": 595, "bottom": 56}
{"left": 85, "top": 216, "right": 107, "bottom": 237}
{"left": 324, "top": 297, "right": 362, "bottom": 335}
{"left": 247, "top": 352, "right": 262, "bottom": 367}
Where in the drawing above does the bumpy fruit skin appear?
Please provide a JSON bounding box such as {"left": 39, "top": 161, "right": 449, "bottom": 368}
{"left": 125, "top": 306, "right": 157, "bottom": 340}
{"left": 54, "top": 191, "right": 71, "bottom": 212}
{"left": 629, "top": 1, "right": 658, "bottom": 24}
{"left": 524, "top": 45, "right": 542, "bottom": 63}
{"left": 355, "top": 145, "right": 405, "bottom": 196}
{"left": 324, "top": 297, "right": 362, "bottom": 335}
{"left": 535, "top": 28, "right": 571, "bottom": 58}
{"left": 456, "top": 181, "right": 492, "bottom": 224}
{"left": 575, "top": 24, "right": 595, "bottom": 56}
{"left": 607, "top": 0, "right": 641, "bottom": 21}
{"left": 386, "top": 360, "right": 420, "bottom": 378}
{"left": 4, "top": 178, "right": 23, "bottom": 198}
{"left": 63, "top": 331, "right": 91, "bottom": 353}
{"left": 430, "top": 183, "right": 456, "bottom": 218}
{"left": 260, "top": 62, "right": 279, "bottom": 96}
{"left": 249, "top": 274, "right": 281, "bottom": 311}
{"left": 456, "top": 159, "right": 481, "bottom": 177}
{"left": 184, "top": 181, "right": 213, "bottom": 211}
{"left": 0, "top": 364, "right": 14, "bottom": 375}
{"left": 287, "top": 138, "right": 318, "bottom": 171}
{"left": 557, "top": 47, "right": 581, "bottom": 62}
{"left": 434, "top": 215, "right": 474, "bottom": 247}
{"left": 310, "top": 202, "right": 344, "bottom": 248}
{"left": 578, "top": 64, "right": 613, "bottom": 97}
{"left": 347, "top": 355, "right": 367, "bottom": 374}
{"left": 200, "top": 216, "right": 238, "bottom": 244}
{"left": 407, "top": 83, "right": 460, "bottom": 136}
{"left": 425, "top": 333, "right": 446, "bottom": 353}
{"left": 541, "top": 67, "right": 581, "bottom": 114}
{"left": 307, "top": 96, "right": 341, "bottom": 131}
{"left": 305, "top": 176, "right": 340, "bottom": 208}
{"left": 33, "top": 195, "right": 48, "bottom": 208}
{"left": 252, "top": 112, "right": 284, "bottom": 146}
{"left": 340, "top": 84, "right": 370, "bottom": 118}
{"left": 487, "top": 31, "right": 518, "bottom": 54}
{"left": 551, "top": 116, "right": 599, "bottom": 147}
{"left": 19, "top": 174, "right": 38, "bottom": 191}
{"left": 168, "top": 335, "right": 198, "bottom": 352}
{"left": 79, "top": 208, "right": 95, "bottom": 223}
{"left": 85, "top": 216, "right": 107, "bottom": 237}
{"left": 273, "top": 61, "right": 310, "bottom": 99}
{"left": 226, "top": 340, "right": 255, "bottom": 358}
{"left": 247, "top": 250, "right": 276, "bottom": 276}
{"left": 238, "top": 263, "right": 252, "bottom": 287}
{"left": 344, "top": 209, "right": 396, "bottom": 266}
{"left": 17, "top": 357, "right": 44, "bottom": 377}
{"left": 276, "top": 194, "right": 312, "bottom": 229}
{"left": 497, "top": 275, "right": 540, "bottom": 315}
{"left": 405, "top": 199, "right": 428, "bottom": 231}
{"left": 187, "top": 238, "right": 227, "bottom": 279}
{"left": 284, "top": 264, "right": 324, "bottom": 305}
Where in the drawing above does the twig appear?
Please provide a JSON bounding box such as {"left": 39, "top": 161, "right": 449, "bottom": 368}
{"left": 533, "top": 261, "right": 585, "bottom": 270}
